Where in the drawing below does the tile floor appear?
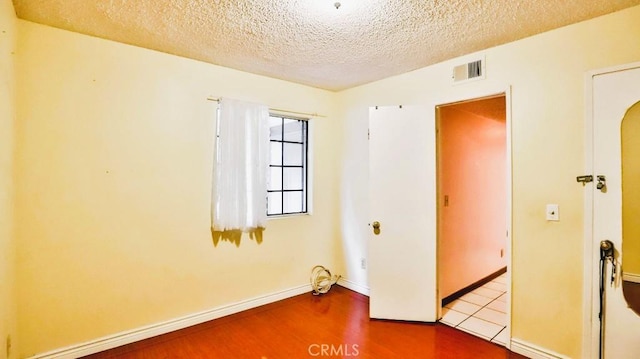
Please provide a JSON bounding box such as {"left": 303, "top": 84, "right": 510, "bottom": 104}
{"left": 440, "top": 273, "right": 508, "bottom": 346}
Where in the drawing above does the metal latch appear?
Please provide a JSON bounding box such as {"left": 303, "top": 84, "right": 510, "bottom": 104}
{"left": 596, "top": 175, "right": 606, "bottom": 192}
{"left": 576, "top": 175, "right": 593, "bottom": 186}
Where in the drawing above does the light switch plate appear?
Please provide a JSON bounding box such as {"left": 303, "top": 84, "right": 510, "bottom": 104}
{"left": 546, "top": 204, "right": 559, "bottom": 221}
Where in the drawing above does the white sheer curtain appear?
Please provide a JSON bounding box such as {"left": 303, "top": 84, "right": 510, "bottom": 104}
{"left": 211, "top": 98, "right": 270, "bottom": 246}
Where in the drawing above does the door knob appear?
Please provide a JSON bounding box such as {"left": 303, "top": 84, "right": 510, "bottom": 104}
{"left": 372, "top": 221, "right": 381, "bottom": 235}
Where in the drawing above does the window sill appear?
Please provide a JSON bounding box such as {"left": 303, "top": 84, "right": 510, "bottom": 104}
{"left": 267, "top": 212, "right": 310, "bottom": 220}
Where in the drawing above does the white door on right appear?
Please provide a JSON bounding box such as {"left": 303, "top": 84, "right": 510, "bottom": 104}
{"left": 592, "top": 64, "right": 640, "bottom": 358}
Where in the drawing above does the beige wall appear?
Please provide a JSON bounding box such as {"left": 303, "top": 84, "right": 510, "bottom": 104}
{"left": 438, "top": 104, "right": 507, "bottom": 299}
{"left": 15, "top": 21, "right": 342, "bottom": 356}
{"left": 337, "top": 6, "right": 640, "bottom": 358}
{"left": 0, "top": 0, "right": 17, "bottom": 358}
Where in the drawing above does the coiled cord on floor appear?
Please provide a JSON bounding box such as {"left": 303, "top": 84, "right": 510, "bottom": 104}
{"left": 310, "top": 265, "right": 341, "bottom": 295}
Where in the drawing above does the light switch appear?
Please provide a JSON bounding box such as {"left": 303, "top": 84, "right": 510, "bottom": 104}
{"left": 546, "top": 204, "right": 559, "bottom": 221}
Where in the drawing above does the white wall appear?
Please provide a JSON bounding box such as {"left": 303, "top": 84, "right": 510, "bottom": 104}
{"left": 0, "top": 0, "right": 17, "bottom": 358}
{"left": 336, "top": 6, "right": 640, "bottom": 358}
{"left": 15, "top": 21, "right": 342, "bottom": 357}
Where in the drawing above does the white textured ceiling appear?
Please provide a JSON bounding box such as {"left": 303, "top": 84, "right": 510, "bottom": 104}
{"left": 12, "top": 0, "right": 640, "bottom": 91}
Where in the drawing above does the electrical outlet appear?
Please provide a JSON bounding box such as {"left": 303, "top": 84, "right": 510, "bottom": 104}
{"left": 360, "top": 258, "right": 366, "bottom": 270}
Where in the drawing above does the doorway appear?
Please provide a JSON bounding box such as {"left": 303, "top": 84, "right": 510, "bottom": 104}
{"left": 436, "top": 94, "right": 510, "bottom": 346}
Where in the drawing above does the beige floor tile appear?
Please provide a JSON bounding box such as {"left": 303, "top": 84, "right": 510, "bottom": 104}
{"left": 472, "top": 286, "right": 503, "bottom": 299}
{"left": 486, "top": 299, "right": 507, "bottom": 313}
{"left": 460, "top": 292, "right": 494, "bottom": 307}
{"left": 445, "top": 299, "right": 482, "bottom": 315}
{"left": 474, "top": 307, "right": 506, "bottom": 326}
{"left": 440, "top": 307, "right": 468, "bottom": 327}
{"left": 492, "top": 275, "right": 507, "bottom": 285}
{"left": 484, "top": 281, "right": 507, "bottom": 292}
{"left": 492, "top": 327, "right": 509, "bottom": 345}
{"left": 457, "top": 317, "right": 504, "bottom": 341}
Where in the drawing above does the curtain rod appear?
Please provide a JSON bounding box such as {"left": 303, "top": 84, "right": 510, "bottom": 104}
{"left": 207, "top": 97, "right": 325, "bottom": 118}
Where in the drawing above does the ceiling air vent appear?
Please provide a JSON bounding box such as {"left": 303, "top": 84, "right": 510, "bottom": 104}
{"left": 452, "top": 58, "right": 485, "bottom": 84}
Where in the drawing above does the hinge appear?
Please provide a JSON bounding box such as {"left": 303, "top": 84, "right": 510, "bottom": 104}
{"left": 576, "top": 175, "right": 593, "bottom": 186}
{"left": 368, "top": 129, "right": 370, "bottom": 140}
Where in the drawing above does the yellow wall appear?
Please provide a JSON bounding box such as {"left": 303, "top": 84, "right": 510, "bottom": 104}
{"left": 15, "top": 21, "right": 342, "bottom": 356}
{"left": 0, "top": 0, "right": 17, "bottom": 358}
{"left": 622, "top": 102, "right": 640, "bottom": 276}
{"left": 337, "top": 6, "right": 640, "bottom": 358}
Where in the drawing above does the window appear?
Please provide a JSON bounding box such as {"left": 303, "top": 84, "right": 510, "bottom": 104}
{"left": 268, "top": 115, "right": 309, "bottom": 216}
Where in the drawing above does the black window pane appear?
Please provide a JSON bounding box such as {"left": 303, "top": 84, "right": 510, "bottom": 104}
{"left": 283, "top": 142, "right": 303, "bottom": 166}
{"left": 283, "top": 119, "right": 303, "bottom": 142}
{"left": 269, "top": 116, "right": 283, "bottom": 141}
{"left": 270, "top": 142, "right": 282, "bottom": 166}
{"left": 269, "top": 167, "right": 282, "bottom": 191}
{"left": 283, "top": 167, "right": 303, "bottom": 190}
{"left": 267, "top": 192, "right": 282, "bottom": 215}
{"left": 283, "top": 191, "right": 303, "bottom": 213}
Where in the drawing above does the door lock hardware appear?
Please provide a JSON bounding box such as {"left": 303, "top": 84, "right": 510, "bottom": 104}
{"left": 372, "top": 221, "right": 381, "bottom": 235}
{"left": 596, "top": 175, "right": 607, "bottom": 192}
{"left": 576, "top": 175, "right": 593, "bottom": 186}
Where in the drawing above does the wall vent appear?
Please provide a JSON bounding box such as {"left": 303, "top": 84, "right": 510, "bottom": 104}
{"left": 452, "top": 58, "right": 485, "bottom": 83}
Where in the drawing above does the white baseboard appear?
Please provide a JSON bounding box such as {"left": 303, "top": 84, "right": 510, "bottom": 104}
{"left": 623, "top": 272, "right": 640, "bottom": 283}
{"left": 28, "top": 284, "right": 311, "bottom": 359}
{"left": 337, "top": 278, "right": 370, "bottom": 296}
{"left": 511, "top": 338, "right": 570, "bottom": 359}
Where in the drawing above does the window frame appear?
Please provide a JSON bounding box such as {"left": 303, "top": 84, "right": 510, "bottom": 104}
{"left": 267, "top": 114, "right": 311, "bottom": 217}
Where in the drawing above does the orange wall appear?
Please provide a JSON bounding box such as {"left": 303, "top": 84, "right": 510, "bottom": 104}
{"left": 438, "top": 100, "right": 507, "bottom": 298}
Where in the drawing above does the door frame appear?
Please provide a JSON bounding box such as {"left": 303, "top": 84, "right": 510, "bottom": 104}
{"left": 582, "top": 61, "right": 640, "bottom": 358}
{"left": 428, "top": 85, "right": 513, "bottom": 348}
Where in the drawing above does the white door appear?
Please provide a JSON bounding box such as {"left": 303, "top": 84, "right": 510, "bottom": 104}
{"left": 592, "top": 65, "right": 640, "bottom": 358}
{"left": 368, "top": 105, "right": 437, "bottom": 322}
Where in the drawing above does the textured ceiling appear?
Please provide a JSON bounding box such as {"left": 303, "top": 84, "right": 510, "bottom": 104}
{"left": 12, "top": 0, "right": 640, "bottom": 91}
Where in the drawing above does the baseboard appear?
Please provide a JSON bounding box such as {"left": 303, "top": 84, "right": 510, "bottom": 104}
{"left": 510, "top": 338, "right": 569, "bottom": 359}
{"left": 442, "top": 266, "right": 507, "bottom": 306}
{"left": 623, "top": 272, "right": 640, "bottom": 283}
{"left": 28, "top": 284, "right": 311, "bottom": 359}
{"left": 337, "top": 278, "right": 370, "bottom": 296}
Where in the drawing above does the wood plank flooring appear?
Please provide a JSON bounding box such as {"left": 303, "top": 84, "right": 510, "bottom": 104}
{"left": 83, "top": 286, "right": 528, "bottom": 358}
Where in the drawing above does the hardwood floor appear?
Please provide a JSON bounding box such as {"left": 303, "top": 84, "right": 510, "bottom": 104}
{"left": 623, "top": 280, "right": 640, "bottom": 316}
{"left": 83, "top": 286, "right": 528, "bottom": 358}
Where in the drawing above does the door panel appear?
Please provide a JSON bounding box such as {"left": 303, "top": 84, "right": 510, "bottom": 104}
{"left": 593, "top": 66, "right": 640, "bottom": 358}
{"left": 368, "top": 105, "right": 437, "bottom": 322}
